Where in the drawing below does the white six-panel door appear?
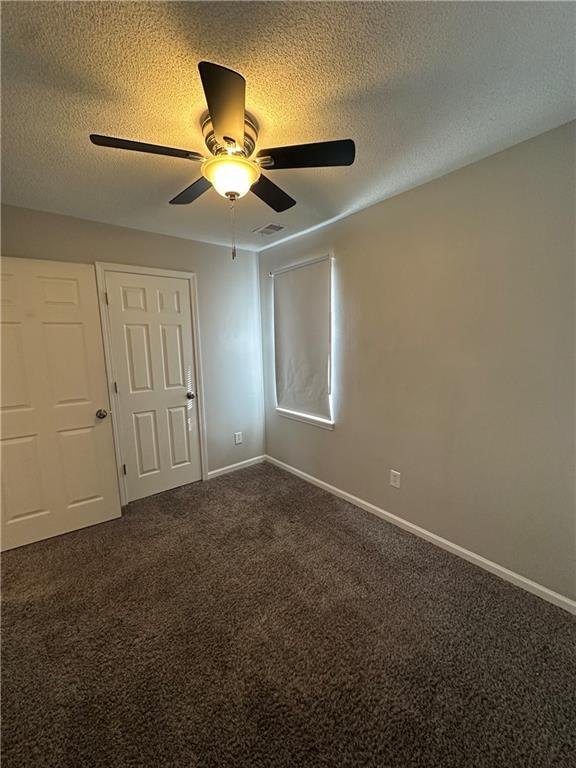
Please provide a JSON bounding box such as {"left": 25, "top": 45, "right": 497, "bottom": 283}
{"left": 103, "top": 270, "right": 202, "bottom": 502}
{"left": 1, "top": 258, "right": 121, "bottom": 550}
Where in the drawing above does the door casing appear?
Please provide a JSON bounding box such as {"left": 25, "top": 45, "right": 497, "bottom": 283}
{"left": 95, "top": 263, "right": 208, "bottom": 506}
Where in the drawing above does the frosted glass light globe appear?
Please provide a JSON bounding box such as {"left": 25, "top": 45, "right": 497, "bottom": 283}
{"left": 202, "top": 155, "right": 261, "bottom": 199}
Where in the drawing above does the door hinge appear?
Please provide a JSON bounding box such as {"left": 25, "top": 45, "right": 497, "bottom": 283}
{"left": 113, "top": 381, "right": 118, "bottom": 394}
{"left": 122, "top": 464, "right": 127, "bottom": 475}
{"left": 104, "top": 291, "right": 109, "bottom": 305}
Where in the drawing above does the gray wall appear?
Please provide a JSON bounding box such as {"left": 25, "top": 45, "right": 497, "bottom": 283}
{"left": 1, "top": 205, "right": 265, "bottom": 472}
{"left": 259, "top": 122, "right": 575, "bottom": 599}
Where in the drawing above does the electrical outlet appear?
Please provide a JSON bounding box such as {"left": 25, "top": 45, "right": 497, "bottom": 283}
{"left": 234, "top": 431, "right": 243, "bottom": 445}
{"left": 390, "top": 470, "right": 401, "bottom": 489}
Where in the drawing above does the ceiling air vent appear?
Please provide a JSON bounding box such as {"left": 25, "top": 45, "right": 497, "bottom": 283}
{"left": 253, "top": 223, "right": 285, "bottom": 237}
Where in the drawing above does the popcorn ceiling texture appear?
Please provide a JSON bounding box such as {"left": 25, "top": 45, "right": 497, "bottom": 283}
{"left": 2, "top": 1, "right": 575, "bottom": 250}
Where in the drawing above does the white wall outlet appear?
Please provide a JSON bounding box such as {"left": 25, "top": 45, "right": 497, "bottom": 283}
{"left": 390, "top": 470, "right": 401, "bottom": 489}
{"left": 234, "top": 431, "right": 243, "bottom": 445}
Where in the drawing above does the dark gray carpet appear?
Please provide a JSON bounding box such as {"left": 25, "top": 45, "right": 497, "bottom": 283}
{"left": 2, "top": 463, "right": 575, "bottom": 767}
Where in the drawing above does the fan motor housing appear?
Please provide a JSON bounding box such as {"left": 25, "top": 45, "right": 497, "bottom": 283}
{"left": 201, "top": 110, "right": 259, "bottom": 157}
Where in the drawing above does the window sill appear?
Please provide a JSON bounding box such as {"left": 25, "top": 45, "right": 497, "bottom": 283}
{"left": 275, "top": 408, "right": 335, "bottom": 430}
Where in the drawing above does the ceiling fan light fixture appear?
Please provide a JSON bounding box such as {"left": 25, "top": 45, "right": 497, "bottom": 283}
{"left": 201, "top": 155, "right": 261, "bottom": 199}
{"left": 90, "top": 62, "right": 355, "bottom": 215}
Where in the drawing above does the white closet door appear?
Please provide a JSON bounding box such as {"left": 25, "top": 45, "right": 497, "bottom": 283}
{"left": 104, "top": 271, "right": 202, "bottom": 501}
{"left": 1, "top": 258, "right": 121, "bottom": 550}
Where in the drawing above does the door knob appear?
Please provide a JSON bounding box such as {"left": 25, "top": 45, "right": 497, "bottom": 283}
{"left": 186, "top": 392, "right": 195, "bottom": 400}
{"left": 96, "top": 409, "right": 108, "bottom": 419}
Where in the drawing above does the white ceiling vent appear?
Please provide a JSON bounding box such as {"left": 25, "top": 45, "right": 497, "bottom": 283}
{"left": 252, "top": 223, "right": 285, "bottom": 236}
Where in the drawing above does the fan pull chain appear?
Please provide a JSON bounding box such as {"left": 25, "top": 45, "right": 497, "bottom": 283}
{"left": 229, "top": 195, "right": 237, "bottom": 260}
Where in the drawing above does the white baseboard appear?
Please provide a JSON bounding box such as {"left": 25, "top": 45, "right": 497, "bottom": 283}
{"left": 207, "top": 455, "right": 266, "bottom": 479}
{"left": 264, "top": 455, "right": 576, "bottom": 615}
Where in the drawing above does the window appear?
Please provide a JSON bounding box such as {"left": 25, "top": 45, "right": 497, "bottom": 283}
{"left": 272, "top": 255, "right": 333, "bottom": 428}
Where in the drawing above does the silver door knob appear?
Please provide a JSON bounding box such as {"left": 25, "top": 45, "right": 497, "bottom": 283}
{"left": 96, "top": 409, "right": 108, "bottom": 419}
{"left": 186, "top": 392, "right": 195, "bottom": 400}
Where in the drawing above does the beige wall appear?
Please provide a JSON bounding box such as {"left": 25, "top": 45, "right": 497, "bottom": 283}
{"left": 1, "top": 205, "right": 265, "bottom": 472}
{"left": 259, "top": 122, "right": 575, "bottom": 599}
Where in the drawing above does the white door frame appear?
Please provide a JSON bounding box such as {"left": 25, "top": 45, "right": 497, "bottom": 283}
{"left": 95, "top": 262, "right": 209, "bottom": 506}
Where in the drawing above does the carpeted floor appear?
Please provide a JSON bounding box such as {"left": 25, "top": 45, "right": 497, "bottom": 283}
{"left": 1, "top": 463, "right": 575, "bottom": 767}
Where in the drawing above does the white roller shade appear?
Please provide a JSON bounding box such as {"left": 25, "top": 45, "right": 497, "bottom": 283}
{"left": 273, "top": 256, "right": 332, "bottom": 422}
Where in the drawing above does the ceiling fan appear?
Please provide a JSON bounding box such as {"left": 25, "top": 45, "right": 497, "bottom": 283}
{"left": 90, "top": 61, "right": 355, "bottom": 213}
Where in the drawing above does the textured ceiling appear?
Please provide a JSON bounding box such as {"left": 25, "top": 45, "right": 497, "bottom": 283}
{"left": 2, "top": 1, "right": 575, "bottom": 251}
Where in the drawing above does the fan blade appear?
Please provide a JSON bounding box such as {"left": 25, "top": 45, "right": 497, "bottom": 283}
{"left": 90, "top": 134, "right": 204, "bottom": 161}
{"left": 251, "top": 174, "right": 296, "bottom": 212}
{"left": 198, "top": 61, "right": 245, "bottom": 148}
{"left": 257, "top": 139, "right": 355, "bottom": 169}
{"left": 169, "top": 177, "right": 212, "bottom": 205}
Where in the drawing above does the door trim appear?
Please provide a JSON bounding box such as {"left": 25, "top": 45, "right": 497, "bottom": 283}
{"left": 95, "top": 262, "right": 209, "bottom": 505}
